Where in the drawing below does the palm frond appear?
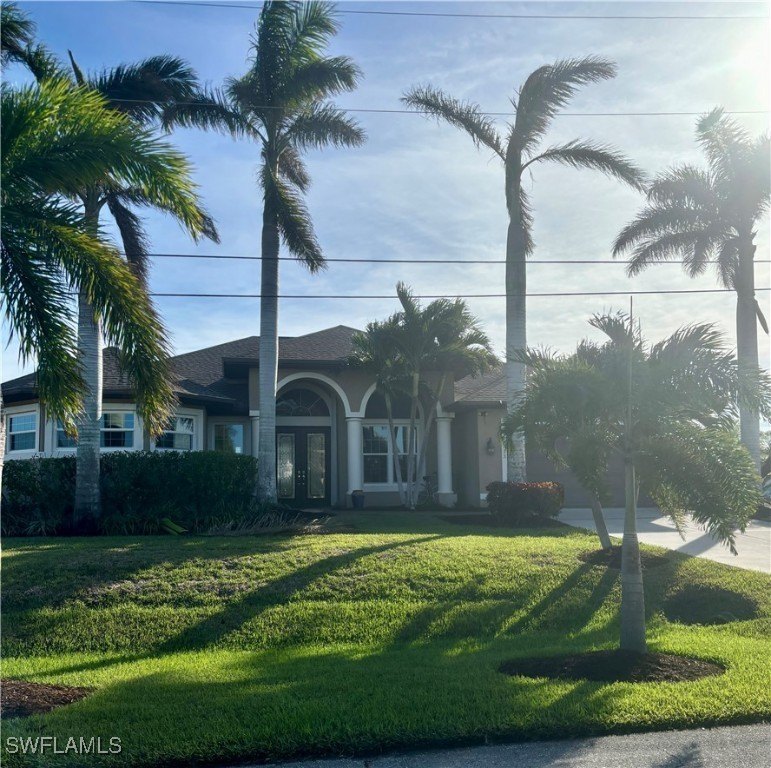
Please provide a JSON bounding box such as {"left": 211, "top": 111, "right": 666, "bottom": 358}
{"left": 278, "top": 145, "right": 311, "bottom": 191}
{"left": 1, "top": 2, "right": 35, "bottom": 65}
{"left": 161, "top": 86, "right": 254, "bottom": 137}
{"left": 401, "top": 84, "right": 504, "bottom": 159}
{"left": 105, "top": 193, "right": 150, "bottom": 284}
{"left": 286, "top": 102, "right": 365, "bottom": 150}
{"left": 697, "top": 107, "right": 752, "bottom": 182}
{"left": 263, "top": 165, "right": 324, "bottom": 271}
{"left": 282, "top": 55, "right": 361, "bottom": 107}
{"left": 513, "top": 56, "right": 616, "bottom": 155}
{"left": 646, "top": 164, "right": 719, "bottom": 210}
{"left": 524, "top": 139, "right": 645, "bottom": 189}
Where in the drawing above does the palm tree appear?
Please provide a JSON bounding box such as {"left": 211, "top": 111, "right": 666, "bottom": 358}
{"left": 349, "top": 318, "right": 410, "bottom": 505}
{"left": 58, "top": 52, "right": 220, "bottom": 520}
{"left": 501, "top": 346, "right": 614, "bottom": 550}
{"left": 223, "top": 1, "right": 365, "bottom": 502}
{"left": 613, "top": 109, "right": 770, "bottom": 472}
{"left": 403, "top": 58, "right": 645, "bottom": 482}
{"left": 1, "top": 80, "right": 188, "bottom": 489}
{"left": 355, "top": 283, "right": 497, "bottom": 509}
{"left": 503, "top": 312, "right": 769, "bottom": 652}
{"left": 0, "top": 2, "right": 34, "bottom": 68}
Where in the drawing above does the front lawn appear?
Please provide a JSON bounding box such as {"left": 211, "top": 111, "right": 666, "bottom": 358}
{"left": 3, "top": 512, "right": 770, "bottom": 767}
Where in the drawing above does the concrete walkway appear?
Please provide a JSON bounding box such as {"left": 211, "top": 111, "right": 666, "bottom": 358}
{"left": 253, "top": 724, "right": 770, "bottom": 767}
{"left": 559, "top": 508, "right": 771, "bottom": 573}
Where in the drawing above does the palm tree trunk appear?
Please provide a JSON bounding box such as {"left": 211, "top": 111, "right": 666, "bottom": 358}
{"left": 505, "top": 210, "right": 527, "bottom": 483}
{"left": 414, "top": 373, "right": 448, "bottom": 504}
{"left": 736, "top": 238, "right": 761, "bottom": 473}
{"left": 385, "top": 392, "right": 406, "bottom": 506}
{"left": 590, "top": 492, "right": 613, "bottom": 552}
{"left": 620, "top": 456, "right": 647, "bottom": 653}
{"left": 74, "top": 199, "right": 103, "bottom": 522}
{"left": 257, "top": 199, "right": 280, "bottom": 503}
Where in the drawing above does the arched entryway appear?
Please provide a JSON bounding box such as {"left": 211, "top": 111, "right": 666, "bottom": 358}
{"left": 275, "top": 381, "right": 337, "bottom": 508}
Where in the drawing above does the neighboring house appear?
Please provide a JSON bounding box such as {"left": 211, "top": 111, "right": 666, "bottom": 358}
{"left": 2, "top": 325, "right": 621, "bottom": 508}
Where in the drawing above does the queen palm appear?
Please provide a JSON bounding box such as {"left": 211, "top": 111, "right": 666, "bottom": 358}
{"left": 224, "top": 1, "right": 365, "bottom": 502}
{"left": 503, "top": 313, "right": 769, "bottom": 652}
{"left": 2, "top": 80, "right": 187, "bottom": 488}
{"left": 403, "top": 58, "right": 644, "bottom": 482}
{"left": 55, "top": 52, "right": 222, "bottom": 519}
{"left": 613, "top": 109, "right": 770, "bottom": 471}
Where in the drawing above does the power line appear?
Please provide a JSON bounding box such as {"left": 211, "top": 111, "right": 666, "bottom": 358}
{"left": 148, "top": 288, "right": 770, "bottom": 299}
{"left": 102, "top": 95, "right": 769, "bottom": 117}
{"left": 134, "top": 0, "right": 769, "bottom": 21}
{"left": 148, "top": 253, "right": 771, "bottom": 265}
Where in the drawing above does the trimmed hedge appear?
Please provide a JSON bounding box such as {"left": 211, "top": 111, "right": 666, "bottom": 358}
{"left": 1, "top": 451, "right": 260, "bottom": 535}
{"left": 485, "top": 481, "right": 564, "bottom": 525}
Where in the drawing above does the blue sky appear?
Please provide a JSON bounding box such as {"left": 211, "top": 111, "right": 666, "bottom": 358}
{"left": 2, "top": 0, "right": 769, "bottom": 382}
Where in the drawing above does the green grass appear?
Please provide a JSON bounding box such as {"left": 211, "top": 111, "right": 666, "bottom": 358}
{"left": 3, "top": 512, "right": 770, "bottom": 767}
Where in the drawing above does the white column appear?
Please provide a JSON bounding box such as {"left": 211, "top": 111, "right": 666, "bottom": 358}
{"left": 346, "top": 416, "right": 363, "bottom": 494}
{"left": 436, "top": 416, "right": 456, "bottom": 506}
{"left": 250, "top": 413, "right": 260, "bottom": 458}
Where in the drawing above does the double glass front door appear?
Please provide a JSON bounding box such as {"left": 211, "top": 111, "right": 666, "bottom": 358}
{"left": 276, "top": 427, "right": 331, "bottom": 507}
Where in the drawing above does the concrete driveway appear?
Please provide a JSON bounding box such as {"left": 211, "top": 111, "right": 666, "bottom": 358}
{"left": 248, "top": 724, "right": 770, "bottom": 767}
{"left": 559, "top": 508, "right": 771, "bottom": 573}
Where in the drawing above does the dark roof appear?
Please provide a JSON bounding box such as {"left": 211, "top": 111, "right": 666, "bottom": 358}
{"left": 452, "top": 368, "right": 506, "bottom": 408}
{"left": 1, "top": 325, "right": 360, "bottom": 408}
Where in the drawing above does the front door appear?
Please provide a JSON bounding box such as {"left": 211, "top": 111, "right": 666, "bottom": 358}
{"left": 276, "top": 427, "right": 331, "bottom": 508}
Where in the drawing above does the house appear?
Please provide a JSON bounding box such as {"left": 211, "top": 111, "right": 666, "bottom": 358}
{"left": 2, "top": 325, "right": 614, "bottom": 508}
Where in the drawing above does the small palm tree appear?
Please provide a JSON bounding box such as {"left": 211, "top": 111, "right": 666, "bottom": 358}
{"left": 1, "top": 80, "right": 186, "bottom": 486}
{"left": 403, "top": 58, "right": 645, "bottom": 483}
{"left": 614, "top": 109, "right": 770, "bottom": 471}
{"left": 349, "top": 319, "right": 410, "bottom": 505}
{"left": 358, "top": 283, "right": 497, "bottom": 509}
{"left": 223, "top": 1, "right": 365, "bottom": 502}
{"left": 503, "top": 312, "right": 769, "bottom": 652}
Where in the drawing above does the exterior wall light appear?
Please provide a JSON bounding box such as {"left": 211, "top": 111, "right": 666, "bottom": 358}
{"left": 486, "top": 437, "right": 496, "bottom": 456}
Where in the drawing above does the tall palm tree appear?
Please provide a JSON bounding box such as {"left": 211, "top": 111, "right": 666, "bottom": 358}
{"left": 503, "top": 312, "right": 769, "bottom": 652}
{"left": 223, "top": 1, "right": 365, "bottom": 502}
{"left": 57, "top": 52, "right": 220, "bottom": 520}
{"left": 403, "top": 58, "right": 645, "bottom": 482}
{"left": 613, "top": 109, "right": 770, "bottom": 471}
{"left": 1, "top": 80, "right": 187, "bottom": 488}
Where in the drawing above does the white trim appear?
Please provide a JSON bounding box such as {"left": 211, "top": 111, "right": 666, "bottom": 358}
{"left": 361, "top": 419, "right": 422, "bottom": 489}
{"left": 4, "top": 404, "right": 41, "bottom": 458}
{"left": 277, "top": 372, "right": 352, "bottom": 417}
{"left": 208, "top": 417, "right": 249, "bottom": 454}
{"left": 151, "top": 407, "right": 203, "bottom": 452}
{"left": 48, "top": 403, "right": 143, "bottom": 455}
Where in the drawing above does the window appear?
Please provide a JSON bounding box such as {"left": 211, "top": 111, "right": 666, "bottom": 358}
{"left": 7, "top": 412, "right": 36, "bottom": 452}
{"left": 276, "top": 388, "right": 329, "bottom": 417}
{"left": 100, "top": 411, "right": 134, "bottom": 448}
{"left": 56, "top": 420, "right": 77, "bottom": 448}
{"left": 363, "top": 424, "right": 417, "bottom": 485}
{"left": 155, "top": 416, "right": 194, "bottom": 451}
{"left": 214, "top": 424, "right": 244, "bottom": 454}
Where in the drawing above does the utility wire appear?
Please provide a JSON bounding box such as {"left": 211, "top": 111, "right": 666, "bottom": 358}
{"left": 100, "top": 95, "right": 769, "bottom": 117}
{"left": 148, "top": 253, "right": 771, "bottom": 265}
{"left": 134, "top": 1, "right": 769, "bottom": 21}
{"left": 148, "top": 288, "right": 771, "bottom": 299}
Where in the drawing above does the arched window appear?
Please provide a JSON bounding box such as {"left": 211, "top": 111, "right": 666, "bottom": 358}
{"left": 276, "top": 388, "right": 330, "bottom": 417}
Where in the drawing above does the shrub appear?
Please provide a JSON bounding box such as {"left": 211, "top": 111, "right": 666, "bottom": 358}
{"left": 1, "top": 451, "right": 263, "bottom": 536}
{"left": 485, "top": 481, "right": 564, "bottom": 525}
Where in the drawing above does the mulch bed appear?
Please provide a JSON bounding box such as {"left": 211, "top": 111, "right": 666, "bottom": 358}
{"left": 439, "top": 514, "right": 565, "bottom": 529}
{"left": 1, "top": 680, "right": 92, "bottom": 718}
{"left": 578, "top": 546, "right": 670, "bottom": 570}
{"left": 499, "top": 650, "right": 724, "bottom": 683}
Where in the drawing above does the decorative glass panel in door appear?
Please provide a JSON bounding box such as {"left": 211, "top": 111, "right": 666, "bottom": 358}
{"left": 277, "top": 433, "right": 295, "bottom": 499}
{"left": 307, "top": 433, "right": 326, "bottom": 499}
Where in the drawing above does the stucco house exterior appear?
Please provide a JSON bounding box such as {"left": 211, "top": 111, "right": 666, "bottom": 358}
{"left": 2, "top": 324, "right": 610, "bottom": 508}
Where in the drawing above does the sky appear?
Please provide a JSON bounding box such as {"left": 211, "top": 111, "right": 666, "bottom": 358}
{"left": 2, "top": 0, "right": 770, "bottom": 383}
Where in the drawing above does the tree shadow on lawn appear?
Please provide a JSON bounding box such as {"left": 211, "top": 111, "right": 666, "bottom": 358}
{"left": 11, "top": 644, "right": 657, "bottom": 768}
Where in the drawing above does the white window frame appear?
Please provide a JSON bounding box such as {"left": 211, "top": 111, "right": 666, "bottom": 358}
{"left": 46, "top": 403, "right": 142, "bottom": 455}
{"left": 362, "top": 420, "right": 421, "bottom": 491}
{"left": 5, "top": 405, "right": 40, "bottom": 457}
{"left": 151, "top": 408, "right": 202, "bottom": 452}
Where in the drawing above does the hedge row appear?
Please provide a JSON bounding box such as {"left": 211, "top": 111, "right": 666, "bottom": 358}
{"left": 485, "top": 481, "right": 564, "bottom": 524}
{"left": 1, "top": 451, "right": 261, "bottom": 536}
